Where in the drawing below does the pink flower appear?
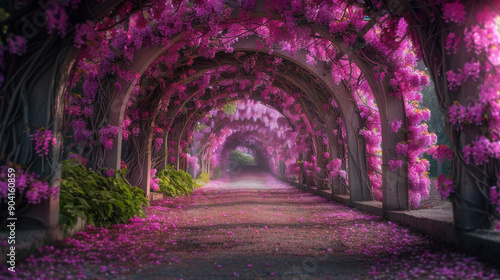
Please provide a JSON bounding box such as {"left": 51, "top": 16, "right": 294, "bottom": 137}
{"left": 31, "top": 129, "right": 57, "bottom": 156}
{"left": 45, "top": 3, "right": 69, "bottom": 36}
{"left": 154, "top": 138, "right": 164, "bottom": 152}
{"left": 435, "top": 174, "right": 455, "bottom": 200}
{"left": 388, "top": 159, "right": 403, "bottom": 171}
{"left": 132, "top": 127, "right": 140, "bottom": 136}
{"left": 8, "top": 35, "right": 27, "bottom": 55}
{"left": 99, "top": 125, "right": 120, "bottom": 151}
{"left": 445, "top": 33, "right": 460, "bottom": 54}
{"left": 391, "top": 118, "right": 402, "bottom": 133}
{"left": 428, "top": 145, "right": 453, "bottom": 163}
{"left": 105, "top": 169, "right": 115, "bottom": 178}
{"left": 396, "top": 143, "right": 408, "bottom": 156}
{"left": 150, "top": 169, "right": 160, "bottom": 191}
{"left": 442, "top": 2, "right": 467, "bottom": 24}
{"left": 68, "top": 154, "right": 89, "bottom": 166}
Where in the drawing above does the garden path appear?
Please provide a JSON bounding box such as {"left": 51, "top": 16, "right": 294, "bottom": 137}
{"left": 7, "top": 167, "right": 500, "bottom": 279}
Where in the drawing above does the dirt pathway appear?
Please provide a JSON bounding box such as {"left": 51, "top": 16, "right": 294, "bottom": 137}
{"left": 5, "top": 167, "right": 500, "bottom": 279}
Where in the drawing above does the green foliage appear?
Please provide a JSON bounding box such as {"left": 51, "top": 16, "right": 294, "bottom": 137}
{"left": 222, "top": 102, "right": 237, "bottom": 115}
{"left": 59, "top": 160, "right": 148, "bottom": 230}
{"left": 229, "top": 150, "right": 255, "bottom": 165}
{"left": 195, "top": 172, "right": 210, "bottom": 187}
{"left": 155, "top": 165, "right": 197, "bottom": 197}
{"left": 195, "top": 124, "right": 207, "bottom": 133}
{"left": 212, "top": 166, "right": 222, "bottom": 179}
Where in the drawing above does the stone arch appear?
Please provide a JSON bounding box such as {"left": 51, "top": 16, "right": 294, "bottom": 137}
{"left": 108, "top": 39, "right": 379, "bottom": 205}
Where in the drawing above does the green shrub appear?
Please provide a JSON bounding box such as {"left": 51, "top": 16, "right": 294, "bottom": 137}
{"left": 229, "top": 150, "right": 255, "bottom": 165}
{"left": 59, "top": 160, "right": 148, "bottom": 230}
{"left": 195, "top": 172, "right": 210, "bottom": 187}
{"left": 212, "top": 166, "right": 222, "bottom": 179}
{"left": 222, "top": 102, "right": 237, "bottom": 115}
{"left": 155, "top": 165, "right": 196, "bottom": 197}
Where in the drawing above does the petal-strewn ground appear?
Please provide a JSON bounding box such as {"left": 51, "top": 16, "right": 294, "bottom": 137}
{"left": 3, "top": 167, "right": 500, "bottom": 279}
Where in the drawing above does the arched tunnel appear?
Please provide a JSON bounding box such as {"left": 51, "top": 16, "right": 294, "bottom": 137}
{"left": 1, "top": 0, "right": 500, "bottom": 278}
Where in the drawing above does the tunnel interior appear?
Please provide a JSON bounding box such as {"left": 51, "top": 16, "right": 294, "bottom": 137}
{"left": 1, "top": 0, "right": 500, "bottom": 276}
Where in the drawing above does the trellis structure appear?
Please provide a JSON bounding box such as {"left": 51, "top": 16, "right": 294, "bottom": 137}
{"left": 1, "top": 0, "right": 499, "bottom": 246}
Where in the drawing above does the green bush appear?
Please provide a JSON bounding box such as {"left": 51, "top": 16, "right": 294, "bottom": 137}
{"left": 222, "top": 102, "right": 237, "bottom": 115}
{"left": 59, "top": 160, "right": 148, "bottom": 230}
{"left": 212, "top": 166, "right": 222, "bottom": 179}
{"left": 155, "top": 165, "right": 196, "bottom": 197}
{"left": 195, "top": 172, "right": 210, "bottom": 187}
{"left": 229, "top": 150, "right": 255, "bottom": 165}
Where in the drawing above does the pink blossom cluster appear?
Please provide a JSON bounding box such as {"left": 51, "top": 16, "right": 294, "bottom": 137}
{"left": 154, "top": 138, "right": 164, "bottom": 153}
{"left": 427, "top": 145, "right": 453, "bottom": 163}
{"left": 396, "top": 143, "right": 408, "bottom": 156}
{"left": 150, "top": 169, "right": 159, "bottom": 191}
{"left": 0, "top": 165, "right": 58, "bottom": 204}
{"left": 391, "top": 118, "right": 402, "bottom": 133}
{"left": 462, "top": 136, "right": 500, "bottom": 165}
{"left": 446, "top": 60, "right": 481, "bottom": 91}
{"left": 449, "top": 102, "right": 485, "bottom": 127}
{"left": 70, "top": 119, "right": 92, "bottom": 143}
{"left": 105, "top": 168, "right": 115, "bottom": 178}
{"left": 68, "top": 153, "right": 88, "bottom": 166}
{"left": 30, "top": 129, "right": 57, "bottom": 156}
{"left": 8, "top": 35, "right": 27, "bottom": 55}
{"left": 445, "top": 33, "right": 460, "bottom": 55}
{"left": 98, "top": 125, "right": 120, "bottom": 151}
{"left": 442, "top": 2, "right": 467, "bottom": 24}
{"left": 304, "top": 155, "right": 320, "bottom": 175}
{"left": 435, "top": 174, "right": 455, "bottom": 200}
{"left": 326, "top": 159, "right": 342, "bottom": 178}
{"left": 45, "top": 2, "right": 70, "bottom": 36}
{"left": 388, "top": 159, "right": 403, "bottom": 171}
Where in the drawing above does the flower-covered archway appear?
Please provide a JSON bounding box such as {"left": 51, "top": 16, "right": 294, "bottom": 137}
{"left": 1, "top": 0, "right": 499, "bottom": 237}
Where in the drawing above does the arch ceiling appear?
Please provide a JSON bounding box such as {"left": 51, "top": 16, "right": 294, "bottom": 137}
{"left": 61, "top": 1, "right": 438, "bottom": 209}
{"left": 2, "top": 0, "right": 499, "bottom": 230}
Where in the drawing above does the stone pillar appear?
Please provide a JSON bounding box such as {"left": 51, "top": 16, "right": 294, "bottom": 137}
{"left": 21, "top": 49, "right": 77, "bottom": 236}
{"left": 128, "top": 123, "right": 154, "bottom": 197}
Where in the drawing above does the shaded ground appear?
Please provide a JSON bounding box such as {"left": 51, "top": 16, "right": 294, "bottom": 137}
{"left": 2, "top": 167, "right": 500, "bottom": 279}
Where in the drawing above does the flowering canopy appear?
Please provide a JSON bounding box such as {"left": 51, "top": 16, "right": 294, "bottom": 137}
{"left": 1, "top": 0, "right": 500, "bottom": 229}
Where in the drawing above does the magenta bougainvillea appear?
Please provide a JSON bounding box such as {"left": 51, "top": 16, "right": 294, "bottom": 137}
{"left": 1, "top": 0, "right": 499, "bottom": 220}
{"left": 0, "top": 165, "right": 58, "bottom": 204}
{"left": 435, "top": 174, "right": 455, "bottom": 200}
{"left": 150, "top": 169, "right": 159, "bottom": 191}
{"left": 31, "top": 129, "right": 57, "bottom": 157}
